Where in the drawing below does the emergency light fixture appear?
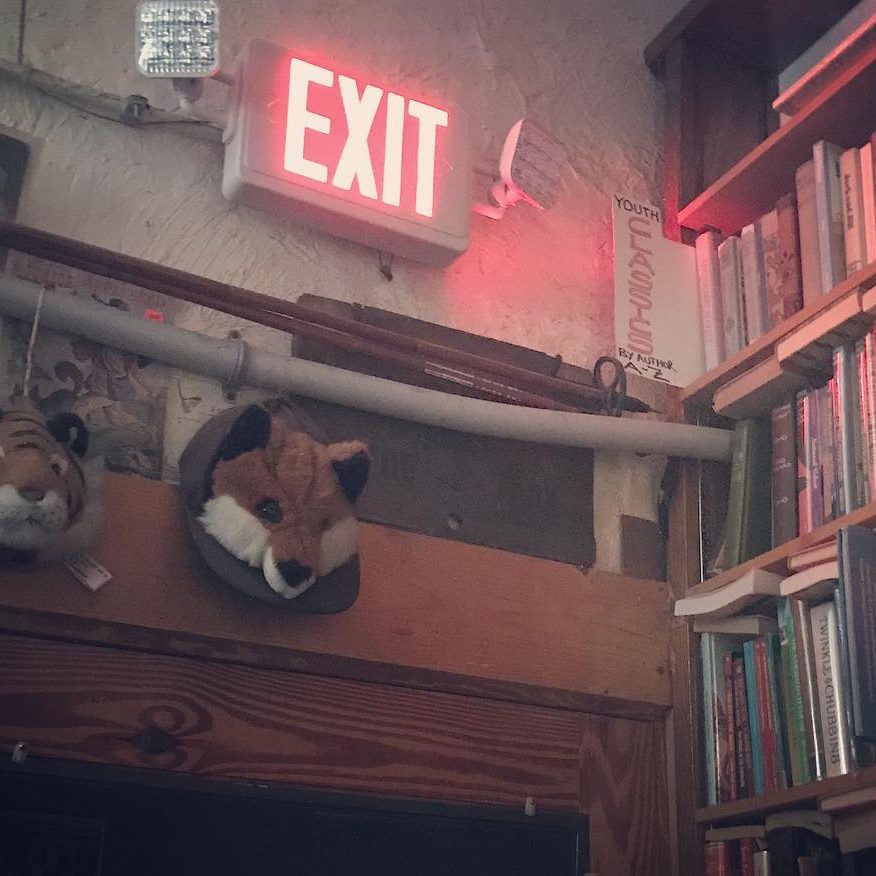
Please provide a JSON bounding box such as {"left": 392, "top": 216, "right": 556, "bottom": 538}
{"left": 136, "top": 0, "right": 220, "bottom": 78}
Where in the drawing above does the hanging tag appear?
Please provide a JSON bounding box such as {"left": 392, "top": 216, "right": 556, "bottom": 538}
{"left": 64, "top": 553, "right": 113, "bottom": 592}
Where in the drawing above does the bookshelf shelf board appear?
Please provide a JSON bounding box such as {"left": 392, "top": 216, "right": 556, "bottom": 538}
{"left": 681, "top": 260, "right": 876, "bottom": 410}
{"left": 676, "top": 35, "right": 876, "bottom": 236}
{"left": 695, "top": 765, "right": 876, "bottom": 825}
{"left": 682, "top": 499, "right": 876, "bottom": 600}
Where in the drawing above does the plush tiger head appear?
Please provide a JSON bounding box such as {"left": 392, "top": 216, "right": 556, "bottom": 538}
{"left": 0, "top": 406, "right": 94, "bottom": 563}
{"left": 195, "top": 403, "right": 370, "bottom": 601}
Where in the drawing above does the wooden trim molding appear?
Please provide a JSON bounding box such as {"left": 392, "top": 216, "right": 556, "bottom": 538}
{"left": 0, "top": 473, "right": 670, "bottom": 718}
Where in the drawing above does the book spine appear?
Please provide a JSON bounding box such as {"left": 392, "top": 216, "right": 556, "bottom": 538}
{"left": 837, "top": 342, "right": 864, "bottom": 512}
{"left": 778, "top": 598, "right": 811, "bottom": 785}
{"left": 704, "top": 841, "right": 732, "bottom": 876}
{"left": 738, "top": 837, "right": 755, "bottom": 876}
{"left": 813, "top": 140, "right": 847, "bottom": 295}
{"left": 827, "top": 349, "right": 849, "bottom": 515}
{"left": 765, "top": 633, "right": 790, "bottom": 789}
{"left": 718, "top": 236, "right": 745, "bottom": 356}
{"left": 701, "top": 634, "right": 718, "bottom": 805}
{"left": 759, "top": 209, "right": 782, "bottom": 329}
{"left": 776, "top": 193, "right": 804, "bottom": 320}
{"left": 833, "top": 577, "right": 861, "bottom": 765}
{"left": 723, "top": 421, "right": 751, "bottom": 569}
{"left": 840, "top": 146, "right": 866, "bottom": 274}
{"left": 754, "top": 637, "right": 779, "bottom": 792}
{"left": 866, "top": 331, "right": 876, "bottom": 500}
{"left": 771, "top": 400, "right": 798, "bottom": 546}
{"left": 744, "top": 639, "right": 765, "bottom": 795}
{"left": 741, "top": 418, "right": 773, "bottom": 562}
{"left": 740, "top": 223, "right": 768, "bottom": 342}
{"left": 792, "top": 597, "right": 825, "bottom": 780}
{"left": 795, "top": 391, "right": 813, "bottom": 535}
{"left": 819, "top": 382, "right": 838, "bottom": 523}
{"left": 796, "top": 158, "right": 823, "bottom": 306}
{"left": 838, "top": 527, "right": 876, "bottom": 740}
{"left": 863, "top": 139, "right": 876, "bottom": 265}
{"left": 721, "top": 651, "right": 738, "bottom": 801}
{"left": 810, "top": 599, "right": 852, "bottom": 776}
{"left": 696, "top": 231, "right": 726, "bottom": 370}
{"left": 855, "top": 338, "right": 871, "bottom": 506}
{"left": 802, "top": 389, "right": 824, "bottom": 532}
{"left": 733, "top": 654, "right": 754, "bottom": 798}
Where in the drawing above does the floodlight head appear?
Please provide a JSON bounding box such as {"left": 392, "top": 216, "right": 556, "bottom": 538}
{"left": 472, "top": 119, "right": 565, "bottom": 220}
{"left": 136, "top": 0, "right": 219, "bottom": 78}
{"left": 498, "top": 119, "right": 565, "bottom": 210}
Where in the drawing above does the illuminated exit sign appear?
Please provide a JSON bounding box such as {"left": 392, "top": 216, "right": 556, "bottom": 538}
{"left": 222, "top": 39, "right": 470, "bottom": 265}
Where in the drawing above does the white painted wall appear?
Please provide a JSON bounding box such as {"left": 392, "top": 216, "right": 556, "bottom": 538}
{"left": 0, "top": 0, "right": 688, "bottom": 571}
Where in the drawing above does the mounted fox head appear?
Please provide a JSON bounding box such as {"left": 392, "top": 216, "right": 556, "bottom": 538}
{"left": 198, "top": 404, "right": 369, "bottom": 600}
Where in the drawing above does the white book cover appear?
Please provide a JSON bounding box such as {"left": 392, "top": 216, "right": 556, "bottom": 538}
{"left": 612, "top": 195, "right": 705, "bottom": 386}
{"left": 674, "top": 569, "right": 784, "bottom": 618}
{"left": 809, "top": 599, "right": 852, "bottom": 777}
{"left": 740, "top": 223, "right": 768, "bottom": 341}
{"left": 860, "top": 142, "right": 876, "bottom": 265}
{"left": 694, "top": 230, "right": 725, "bottom": 370}
{"left": 813, "top": 140, "right": 847, "bottom": 295}
{"left": 717, "top": 235, "right": 745, "bottom": 356}
{"left": 840, "top": 147, "right": 866, "bottom": 275}
{"left": 796, "top": 159, "right": 823, "bottom": 305}
{"left": 778, "top": 560, "right": 839, "bottom": 598}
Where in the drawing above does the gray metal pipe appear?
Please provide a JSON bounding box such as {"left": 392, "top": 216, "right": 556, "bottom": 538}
{"left": 0, "top": 276, "right": 732, "bottom": 461}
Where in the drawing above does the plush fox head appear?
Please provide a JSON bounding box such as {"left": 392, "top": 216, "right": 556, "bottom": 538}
{"left": 197, "top": 403, "right": 369, "bottom": 600}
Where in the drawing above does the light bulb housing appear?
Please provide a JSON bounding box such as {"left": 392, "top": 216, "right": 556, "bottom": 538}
{"left": 136, "top": 0, "right": 220, "bottom": 78}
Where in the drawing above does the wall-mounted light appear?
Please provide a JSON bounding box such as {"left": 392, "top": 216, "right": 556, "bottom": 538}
{"left": 136, "top": 0, "right": 220, "bottom": 78}
{"left": 473, "top": 119, "right": 566, "bottom": 220}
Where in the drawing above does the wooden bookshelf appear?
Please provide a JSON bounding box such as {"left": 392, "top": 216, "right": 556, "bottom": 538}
{"left": 682, "top": 260, "right": 876, "bottom": 411}
{"left": 683, "top": 499, "right": 876, "bottom": 599}
{"left": 677, "top": 35, "right": 876, "bottom": 235}
{"left": 696, "top": 765, "right": 876, "bottom": 826}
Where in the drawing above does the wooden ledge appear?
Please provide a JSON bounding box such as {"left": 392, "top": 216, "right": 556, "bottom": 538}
{"left": 0, "top": 474, "right": 670, "bottom": 719}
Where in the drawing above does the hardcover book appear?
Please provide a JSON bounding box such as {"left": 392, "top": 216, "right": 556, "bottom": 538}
{"left": 810, "top": 599, "right": 852, "bottom": 777}
{"left": 741, "top": 222, "right": 768, "bottom": 342}
{"left": 695, "top": 230, "right": 726, "bottom": 370}
{"left": 771, "top": 400, "right": 798, "bottom": 546}
{"left": 813, "top": 140, "right": 847, "bottom": 296}
{"left": 796, "top": 159, "right": 824, "bottom": 306}
{"left": 775, "top": 193, "right": 805, "bottom": 322}
{"left": 840, "top": 146, "right": 866, "bottom": 275}
{"left": 718, "top": 235, "right": 746, "bottom": 356}
{"left": 838, "top": 525, "right": 876, "bottom": 740}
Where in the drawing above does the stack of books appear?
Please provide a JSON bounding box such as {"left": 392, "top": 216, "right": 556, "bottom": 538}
{"left": 695, "top": 134, "right": 876, "bottom": 371}
{"left": 694, "top": 526, "right": 876, "bottom": 808}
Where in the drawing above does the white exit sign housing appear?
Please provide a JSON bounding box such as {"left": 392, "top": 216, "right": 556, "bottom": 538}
{"left": 222, "top": 39, "right": 470, "bottom": 265}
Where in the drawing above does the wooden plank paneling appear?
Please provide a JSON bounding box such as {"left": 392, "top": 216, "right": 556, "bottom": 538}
{"left": 580, "top": 715, "right": 671, "bottom": 876}
{"left": 0, "top": 473, "right": 670, "bottom": 718}
{"left": 0, "top": 635, "right": 582, "bottom": 810}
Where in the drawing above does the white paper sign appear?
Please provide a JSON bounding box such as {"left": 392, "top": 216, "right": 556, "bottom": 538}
{"left": 612, "top": 195, "right": 704, "bottom": 387}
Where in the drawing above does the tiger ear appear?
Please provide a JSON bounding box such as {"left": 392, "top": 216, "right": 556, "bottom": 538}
{"left": 218, "top": 405, "right": 271, "bottom": 461}
{"left": 47, "top": 413, "right": 89, "bottom": 458}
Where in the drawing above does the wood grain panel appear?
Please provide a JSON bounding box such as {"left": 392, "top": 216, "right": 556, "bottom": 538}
{"left": 0, "top": 635, "right": 582, "bottom": 811}
{"left": 0, "top": 473, "right": 670, "bottom": 718}
{"left": 579, "top": 715, "right": 671, "bottom": 876}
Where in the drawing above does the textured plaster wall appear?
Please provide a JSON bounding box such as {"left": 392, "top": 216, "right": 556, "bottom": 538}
{"left": 0, "top": 0, "right": 687, "bottom": 571}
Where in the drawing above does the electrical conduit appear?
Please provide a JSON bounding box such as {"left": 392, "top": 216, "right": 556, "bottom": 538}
{"left": 0, "top": 277, "right": 732, "bottom": 461}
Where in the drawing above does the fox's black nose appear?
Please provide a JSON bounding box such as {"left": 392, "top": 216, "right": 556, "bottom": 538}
{"left": 276, "top": 560, "right": 312, "bottom": 586}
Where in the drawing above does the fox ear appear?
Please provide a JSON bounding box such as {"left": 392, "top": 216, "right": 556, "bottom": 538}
{"left": 328, "top": 441, "right": 370, "bottom": 504}
{"left": 218, "top": 405, "right": 271, "bottom": 461}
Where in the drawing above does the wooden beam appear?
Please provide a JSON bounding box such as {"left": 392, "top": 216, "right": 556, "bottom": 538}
{"left": 0, "top": 634, "right": 582, "bottom": 811}
{"left": 0, "top": 473, "right": 670, "bottom": 718}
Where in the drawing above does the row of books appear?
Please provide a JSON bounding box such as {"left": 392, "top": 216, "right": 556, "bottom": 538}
{"left": 713, "top": 332, "right": 876, "bottom": 572}
{"left": 695, "top": 133, "right": 876, "bottom": 371}
{"left": 700, "top": 526, "right": 876, "bottom": 808}
{"left": 774, "top": 328, "right": 876, "bottom": 544}
{"left": 704, "top": 809, "right": 876, "bottom": 875}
